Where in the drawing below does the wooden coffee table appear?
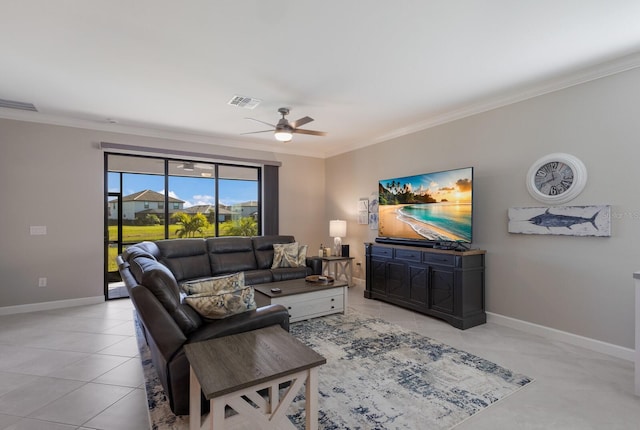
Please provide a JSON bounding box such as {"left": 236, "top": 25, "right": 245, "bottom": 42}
{"left": 184, "top": 325, "right": 326, "bottom": 430}
{"left": 254, "top": 277, "right": 348, "bottom": 322}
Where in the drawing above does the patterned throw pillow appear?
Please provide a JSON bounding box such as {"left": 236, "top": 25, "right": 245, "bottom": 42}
{"left": 180, "top": 272, "right": 256, "bottom": 319}
{"left": 271, "top": 242, "right": 300, "bottom": 268}
{"left": 297, "top": 244, "right": 308, "bottom": 267}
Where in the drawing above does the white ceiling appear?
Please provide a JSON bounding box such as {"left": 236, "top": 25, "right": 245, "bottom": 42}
{"left": 2, "top": 1, "right": 640, "bottom": 158}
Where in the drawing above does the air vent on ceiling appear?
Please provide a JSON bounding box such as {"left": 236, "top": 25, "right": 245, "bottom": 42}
{"left": 227, "top": 95, "right": 261, "bottom": 109}
{"left": 0, "top": 98, "right": 38, "bottom": 112}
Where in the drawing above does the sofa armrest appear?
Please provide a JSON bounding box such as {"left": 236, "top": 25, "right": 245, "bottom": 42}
{"left": 306, "top": 256, "right": 322, "bottom": 275}
{"left": 130, "top": 285, "right": 187, "bottom": 361}
{"left": 186, "top": 304, "right": 290, "bottom": 344}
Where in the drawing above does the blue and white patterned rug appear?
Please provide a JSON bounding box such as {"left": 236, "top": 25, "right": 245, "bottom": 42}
{"left": 136, "top": 311, "right": 533, "bottom": 429}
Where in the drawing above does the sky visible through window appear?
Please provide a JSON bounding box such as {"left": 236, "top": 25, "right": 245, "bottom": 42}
{"left": 108, "top": 172, "right": 257, "bottom": 208}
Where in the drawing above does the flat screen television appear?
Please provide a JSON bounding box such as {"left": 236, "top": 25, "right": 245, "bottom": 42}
{"left": 376, "top": 167, "right": 473, "bottom": 248}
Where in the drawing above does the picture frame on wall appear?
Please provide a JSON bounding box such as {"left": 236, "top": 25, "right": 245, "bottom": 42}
{"left": 369, "top": 192, "right": 379, "bottom": 230}
{"left": 358, "top": 198, "right": 369, "bottom": 224}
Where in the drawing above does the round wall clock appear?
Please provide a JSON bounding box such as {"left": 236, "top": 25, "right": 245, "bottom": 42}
{"left": 526, "top": 153, "right": 587, "bottom": 204}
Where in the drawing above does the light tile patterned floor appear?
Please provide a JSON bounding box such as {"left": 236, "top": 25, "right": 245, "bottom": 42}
{"left": 0, "top": 286, "right": 638, "bottom": 429}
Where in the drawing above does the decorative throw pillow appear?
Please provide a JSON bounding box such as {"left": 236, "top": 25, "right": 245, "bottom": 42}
{"left": 297, "top": 244, "right": 308, "bottom": 267}
{"left": 180, "top": 272, "right": 256, "bottom": 319}
{"left": 271, "top": 242, "right": 300, "bottom": 268}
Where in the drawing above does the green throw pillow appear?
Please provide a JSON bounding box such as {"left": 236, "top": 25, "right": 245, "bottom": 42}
{"left": 180, "top": 272, "right": 256, "bottom": 319}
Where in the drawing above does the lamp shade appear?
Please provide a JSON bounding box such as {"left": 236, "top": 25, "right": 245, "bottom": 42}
{"left": 329, "top": 220, "right": 347, "bottom": 238}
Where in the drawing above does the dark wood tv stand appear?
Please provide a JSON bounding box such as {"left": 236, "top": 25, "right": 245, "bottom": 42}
{"left": 364, "top": 242, "right": 486, "bottom": 329}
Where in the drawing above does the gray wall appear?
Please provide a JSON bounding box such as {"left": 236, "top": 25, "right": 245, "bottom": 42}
{"left": 2, "top": 66, "right": 638, "bottom": 350}
{"left": 0, "top": 120, "right": 326, "bottom": 308}
{"left": 326, "top": 67, "right": 640, "bottom": 350}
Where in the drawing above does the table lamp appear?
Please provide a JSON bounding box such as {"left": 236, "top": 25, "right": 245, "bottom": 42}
{"left": 329, "top": 220, "right": 347, "bottom": 257}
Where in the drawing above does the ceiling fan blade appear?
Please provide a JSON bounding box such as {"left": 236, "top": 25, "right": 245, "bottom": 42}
{"left": 240, "top": 130, "right": 274, "bottom": 135}
{"left": 290, "top": 116, "right": 313, "bottom": 128}
{"left": 194, "top": 163, "right": 214, "bottom": 170}
{"left": 245, "top": 117, "right": 276, "bottom": 128}
{"left": 292, "top": 128, "right": 327, "bottom": 136}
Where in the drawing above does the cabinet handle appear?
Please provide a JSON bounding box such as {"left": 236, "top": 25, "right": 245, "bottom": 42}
{"left": 331, "top": 298, "right": 335, "bottom": 302}
{"left": 331, "top": 306, "right": 335, "bottom": 309}
{"left": 288, "top": 306, "right": 292, "bottom": 310}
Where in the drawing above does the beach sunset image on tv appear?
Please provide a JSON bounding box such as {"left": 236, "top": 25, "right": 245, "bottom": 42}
{"left": 378, "top": 167, "right": 473, "bottom": 243}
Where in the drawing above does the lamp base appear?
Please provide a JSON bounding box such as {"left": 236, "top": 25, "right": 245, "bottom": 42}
{"left": 333, "top": 237, "right": 342, "bottom": 257}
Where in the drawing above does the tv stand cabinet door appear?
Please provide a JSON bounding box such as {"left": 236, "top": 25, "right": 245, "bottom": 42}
{"left": 408, "top": 264, "right": 428, "bottom": 307}
{"left": 387, "top": 261, "right": 409, "bottom": 301}
{"left": 428, "top": 265, "right": 455, "bottom": 315}
{"left": 370, "top": 258, "right": 387, "bottom": 296}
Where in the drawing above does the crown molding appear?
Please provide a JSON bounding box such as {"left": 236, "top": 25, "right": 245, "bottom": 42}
{"left": 0, "top": 109, "right": 329, "bottom": 159}
{"left": 2, "top": 52, "right": 639, "bottom": 160}
{"left": 370, "top": 51, "right": 640, "bottom": 146}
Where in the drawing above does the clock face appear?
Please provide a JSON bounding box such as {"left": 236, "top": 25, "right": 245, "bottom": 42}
{"left": 526, "top": 153, "right": 587, "bottom": 204}
{"left": 533, "top": 161, "right": 574, "bottom": 196}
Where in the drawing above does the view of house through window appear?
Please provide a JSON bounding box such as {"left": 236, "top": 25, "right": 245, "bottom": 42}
{"left": 105, "top": 154, "right": 261, "bottom": 299}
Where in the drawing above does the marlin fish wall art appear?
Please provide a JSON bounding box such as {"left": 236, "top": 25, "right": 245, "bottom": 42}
{"left": 508, "top": 205, "right": 611, "bottom": 236}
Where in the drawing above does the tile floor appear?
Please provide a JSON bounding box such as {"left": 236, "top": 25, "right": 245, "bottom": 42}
{"left": 0, "top": 285, "right": 638, "bottom": 429}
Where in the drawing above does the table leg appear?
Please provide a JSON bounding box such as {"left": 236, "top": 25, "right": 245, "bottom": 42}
{"left": 211, "top": 398, "right": 225, "bottom": 429}
{"left": 305, "top": 367, "right": 319, "bottom": 430}
{"left": 189, "top": 367, "right": 201, "bottom": 430}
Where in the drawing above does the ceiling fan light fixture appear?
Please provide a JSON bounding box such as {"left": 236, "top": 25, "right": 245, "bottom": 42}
{"left": 274, "top": 131, "right": 293, "bottom": 142}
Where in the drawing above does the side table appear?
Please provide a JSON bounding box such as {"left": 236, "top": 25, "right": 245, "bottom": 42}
{"left": 321, "top": 256, "right": 354, "bottom": 286}
{"left": 184, "top": 325, "right": 326, "bottom": 429}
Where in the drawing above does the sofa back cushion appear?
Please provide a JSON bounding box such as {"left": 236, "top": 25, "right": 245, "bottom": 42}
{"left": 156, "top": 239, "right": 212, "bottom": 283}
{"left": 122, "top": 241, "right": 161, "bottom": 262}
{"left": 129, "top": 256, "right": 202, "bottom": 334}
{"left": 206, "top": 237, "right": 258, "bottom": 275}
{"left": 252, "top": 235, "right": 296, "bottom": 269}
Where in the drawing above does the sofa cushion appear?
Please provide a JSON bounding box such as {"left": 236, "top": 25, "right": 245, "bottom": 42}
{"left": 206, "top": 237, "right": 258, "bottom": 275}
{"left": 131, "top": 256, "right": 202, "bottom": 334}
{"left": 243, "top": 270, "right": 275, "bottom": 285}
{"left": 252, "top": 235, "right": 296, "bottom": 269}
{"left": 181, "top": 272, "right": 257, "bottom": 319}
{"left": 156, "top": 239, "right": 212, "bottom": 282}
{"left": 271, "top": 266, "right": 311, "bottom": 282}
{"left": 122, "top": 242, "right": 160, "bottom": 262}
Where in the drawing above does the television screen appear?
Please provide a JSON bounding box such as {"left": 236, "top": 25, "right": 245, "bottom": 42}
{"left": 378, "top": 167, "right": 473, "bottom": 244}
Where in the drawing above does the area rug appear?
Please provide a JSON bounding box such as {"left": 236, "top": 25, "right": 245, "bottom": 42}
{"left": 135, "top": 311, "right": 533, "bottom": 429}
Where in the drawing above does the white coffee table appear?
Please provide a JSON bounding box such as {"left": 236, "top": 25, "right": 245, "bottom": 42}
{"left": 254, "top": 277, "right": 348, "bottom": 322}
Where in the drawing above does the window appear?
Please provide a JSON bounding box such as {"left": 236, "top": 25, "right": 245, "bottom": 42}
{"left": 105, "top": 153, "right": 274, "bottom": 299}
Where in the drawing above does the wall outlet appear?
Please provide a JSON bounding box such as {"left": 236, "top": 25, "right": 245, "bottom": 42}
{"left": 38, "top": 277, "right": 47, "bottom": 287}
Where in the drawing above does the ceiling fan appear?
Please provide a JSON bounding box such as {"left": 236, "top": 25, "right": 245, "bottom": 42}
{"left": 175, "top": 162, "right": 214, "bottom": 171}
{"left": 242, "top": 107, "right": 327, "bottom": 142}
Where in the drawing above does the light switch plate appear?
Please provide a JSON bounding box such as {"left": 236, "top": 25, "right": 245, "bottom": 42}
{"left": 30, "top": 226, "right": 47, "bottom": 235}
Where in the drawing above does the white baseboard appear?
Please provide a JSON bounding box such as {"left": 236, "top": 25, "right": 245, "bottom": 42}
{"left": 352, "top": 277, "right": 366, "bottom": 288}
{"left": 354, "top": 278, "right": 634, "bottom": 362}
{"left": 0, "top": 296, "right": 105, "bottom": 315}
{"left": 487, "top": 312, "right": 634, "bottom": 362}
